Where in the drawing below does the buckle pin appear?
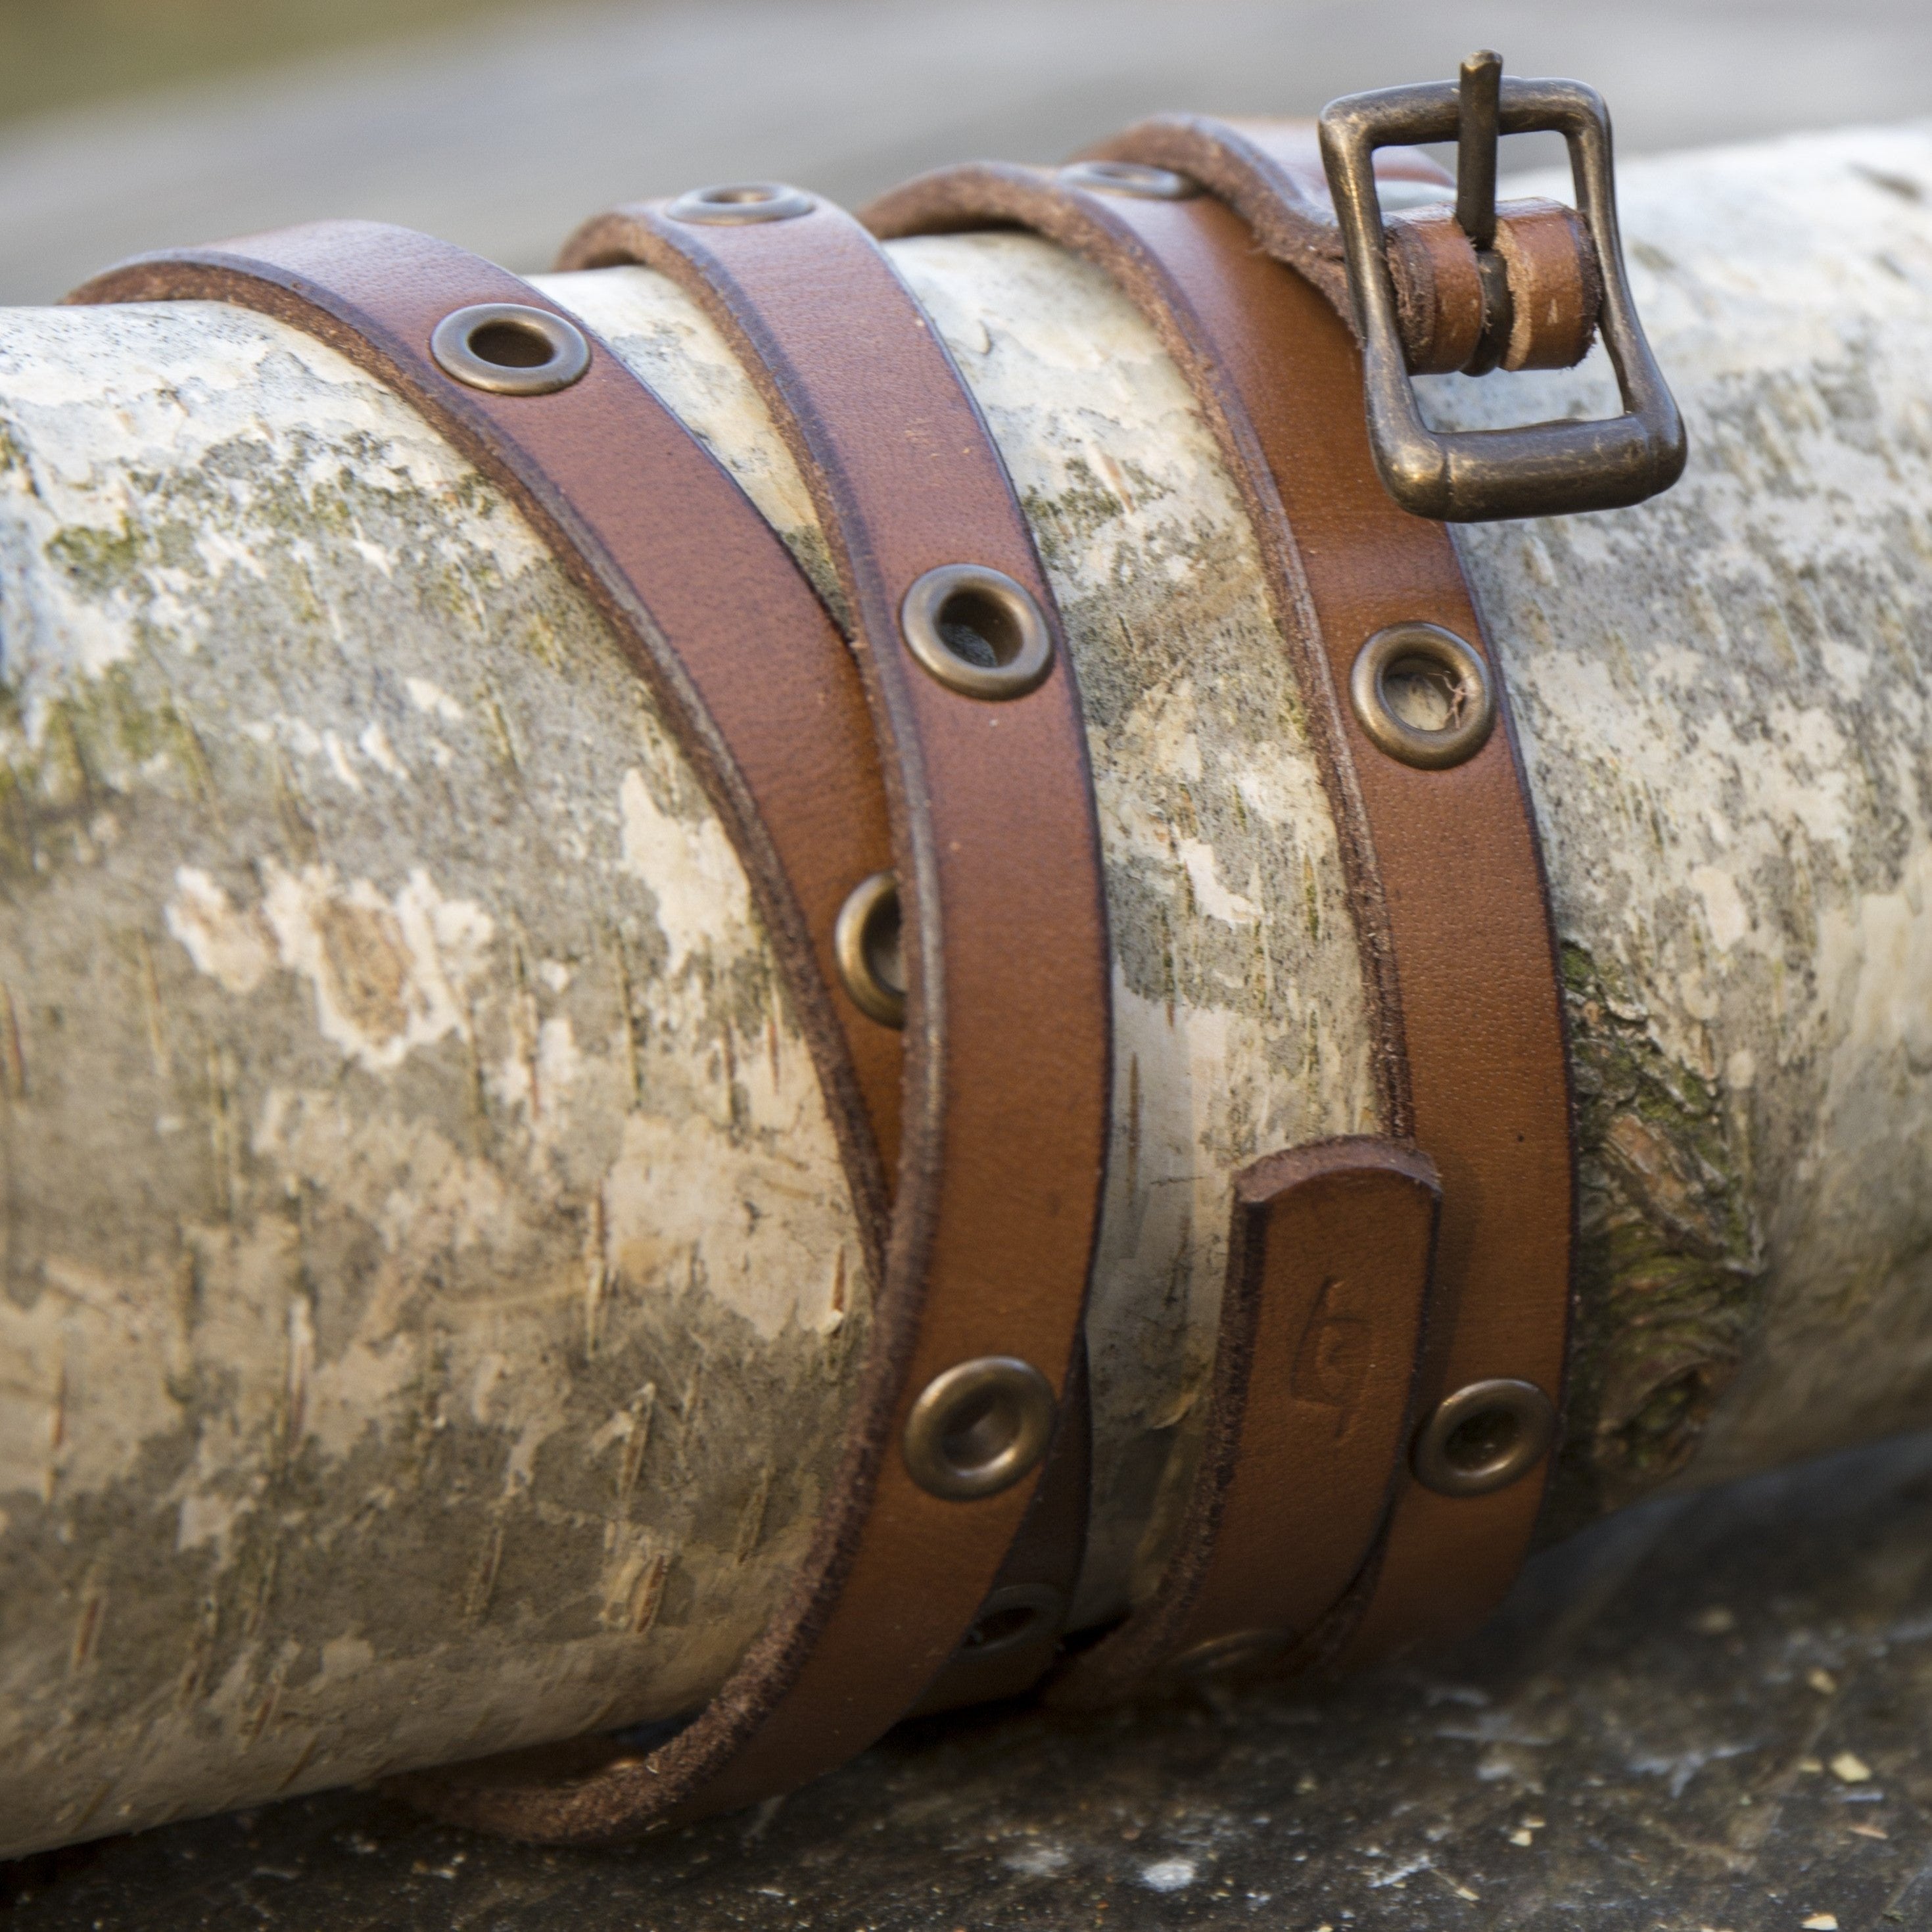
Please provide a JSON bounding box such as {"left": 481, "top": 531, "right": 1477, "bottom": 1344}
{"left": 1454, "top": 51, "right": 1514, "bottom": 378}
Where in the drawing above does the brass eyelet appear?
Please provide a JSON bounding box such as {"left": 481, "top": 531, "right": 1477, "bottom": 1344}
{"left": 903, "top": 1357, "right": 1055, "bottom": 1501}
{"left": 429, "top": 304, "right": 590, "bottom": 396}
{"left": 833, "top": 871, "right": 905, "bottom": 1029}
{"left": 1411, "top": 1377, "right": 1555, "bottom": 1496}
{"left": 900, "top": 564, "right": 1054, "bottom": 701}
{"left": 1349, "top": 621, "right": 1496, "bottom": 770}
{"left": 665, "top": 182, "right": 816, "bottom": 225}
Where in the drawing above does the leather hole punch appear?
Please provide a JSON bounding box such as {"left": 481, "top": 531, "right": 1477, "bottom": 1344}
{"left": 903, "top": 1357, "right": 1056, "bottom": 1501}
{"left": 1349, "top": 621, "right": 1496, "bottom": 770}
{"left": 1411, "top": 1377, "right": 1557, "bottom": 1496}
{"left": 833, "top": 870, "right": 906, "bottom": 1029}
{"left": 665, "top": 181, "right": 816, "bottom": 225}
{"left": 429, "top": 302, "right": 590, "bottom": 396}
{"left": 899, "top": 563, "right": 1055, "bottom": 699}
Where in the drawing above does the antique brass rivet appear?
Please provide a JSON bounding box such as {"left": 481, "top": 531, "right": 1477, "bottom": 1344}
{"left": 1411, "top": 1378, "right": 1555, "bottom": 1497}
{"left": 901, "top": 564, "right": 1054, "bottom": 700}
{"left": 1168, "top": 1627, "right": 1292, "bottom": 1680}
{"left": 903, "top": 1357, "right": 1055, "bottom": 1501}
{"left": 959, "top": 1584, "right": 1064, "bottom": 1659}
{"left": 665, "top": 181, "right": 816, "bottom": 225}
{"left": 834, "top": 870, "right": 905, "bottom": 1029}
{"left": 1059, "top": 159, "right": 1200, "bottom": 200}
{"left": 429, "top": 304, "right": 590, "bottom": 397}
{"left": 1349, "top": 621, "right": 1496, "bottom": 769}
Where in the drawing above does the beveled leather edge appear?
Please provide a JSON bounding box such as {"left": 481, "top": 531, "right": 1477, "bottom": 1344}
{"left": 1049, "top": 1138, "right": 1439, "bottom": 1707}
{"left": 1077, "top": 112, "right": 1426, "bottom": 325}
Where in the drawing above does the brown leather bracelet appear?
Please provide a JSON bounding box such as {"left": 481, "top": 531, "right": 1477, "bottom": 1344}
{"left": 1078, "top": 115, "right": 1602, "bottom": 374}
{"left": 864, "top": 159, "right": 1574, "bottom": 1684}
{"left": 446, "top": 184, "right": 1112, "bottom": 1834}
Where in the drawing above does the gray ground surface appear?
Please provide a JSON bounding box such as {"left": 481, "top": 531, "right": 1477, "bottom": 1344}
{"left": 9, "top": 1432, "right": 1932, "bottom": 1930}
{"left": 4, "top": 0, "right": 1932, "bottom": 304}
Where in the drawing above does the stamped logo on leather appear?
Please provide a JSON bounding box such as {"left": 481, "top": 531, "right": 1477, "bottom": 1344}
{"left": 1290, "top": 1275, "right": 1375, "bottom": 1438}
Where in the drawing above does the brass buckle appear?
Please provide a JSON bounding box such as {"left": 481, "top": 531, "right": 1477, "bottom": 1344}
{"left": 1318, "top": 55, "right": 1686, "bottom": 523}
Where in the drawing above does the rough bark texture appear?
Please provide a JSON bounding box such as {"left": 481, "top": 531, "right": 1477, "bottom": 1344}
{"left": 552, "top": 249, "right": 1382, "bottom": 1630}
{"left": 1434, "top": 125, "right": 1932, "bottom": 1527}
{"left": 4, "top": 120, "right": 1932, "bottom": 1854}
{"left": 0, "top": 296, "right": 872, "bottom": 1854}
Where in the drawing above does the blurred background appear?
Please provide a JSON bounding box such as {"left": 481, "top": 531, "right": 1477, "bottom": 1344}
{"left": 1, "top": 0, "right": 1930, "bottom": 304}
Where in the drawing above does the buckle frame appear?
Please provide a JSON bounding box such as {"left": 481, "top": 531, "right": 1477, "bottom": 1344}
{"left": 1318, "top": 72, "right": 1686, "bottom": 523}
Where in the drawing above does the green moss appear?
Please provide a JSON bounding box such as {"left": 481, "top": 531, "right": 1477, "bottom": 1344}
{"left": 1546, "top": 941, "right": 1766, "bottom": 1532}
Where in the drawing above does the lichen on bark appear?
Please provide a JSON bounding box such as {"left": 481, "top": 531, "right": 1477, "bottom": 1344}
{"left": 1440, "top": 126, "right": 1932, "bottom": 1511}
{"left": 1553, "top": 941, "right": 1762, "bottom": 1528}
{"left": 0, "top": 298, "right": 868, "bottom": 1855}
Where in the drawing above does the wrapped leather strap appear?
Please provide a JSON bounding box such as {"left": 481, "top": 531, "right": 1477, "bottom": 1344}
{"left": 1079, "top": 115, "right": 1602, "bottom": 374}
{"left": 75, "top": 214, "right": 1068, "bottom": 1812}
{"left": 68, "top": 218, "right": 897, "bottom": 1240}
{"left": 450, "top": 187, "right": 1111, "bottom": 1833}
{"left": 865, "top": 161, "right": 1574, "bottom": 1682}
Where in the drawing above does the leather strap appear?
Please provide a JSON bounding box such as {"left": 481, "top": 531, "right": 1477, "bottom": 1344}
{"left": 1079, "top": 116, "right": 1602, "bottom": 373}
{"left": 69, "top": 219, "right": 898, "bottom": 1237}
{"left": 431, "top": 189, "right": 1110, "bottom": 1837}
{"left": 1058, "top": 1138, "right": 1440, "bottom": 1703}
{"left": 864, "top": 162, "right": 1574, "bottom": 1680}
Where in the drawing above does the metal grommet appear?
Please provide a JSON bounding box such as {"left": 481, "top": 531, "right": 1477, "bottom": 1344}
{"left": 834, "top": 870, "right": 905, "bottom": 1029}
{"left": 429, "top": 304, "right": 591, "bottom": 396}
{"left": 1348, "top": 621, "right": 1496, "bottom": 770}
{"left": 1059, "top": 159, "right": 1200, "bottom": 200}
{"left": 903, "top": 1356, "right": 1056, "bottom": 1501}
{"left": 957, "top": 1584, "right": 1065, "bottom": 1661}
{"left": 1167, "top": 1627, "right": 1292, "bottom": 1680}
{"left": 1411, "top": 1378, "right": 1556, "bottom": 1497}
{"left": 900, "top": 564, "right": 1054, "bottom": 701}
{"left": 665, "top": 181, "right": 816, "bottom": 225}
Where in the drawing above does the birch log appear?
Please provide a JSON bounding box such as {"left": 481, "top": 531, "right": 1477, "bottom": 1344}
{"left": 2, "top": 122, "right": 1931, "bottom": 1857}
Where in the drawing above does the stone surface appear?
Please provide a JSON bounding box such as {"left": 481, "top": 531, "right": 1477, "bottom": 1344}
{"left": 11, "top": 1428, "right": 1932, "bottom": 1930}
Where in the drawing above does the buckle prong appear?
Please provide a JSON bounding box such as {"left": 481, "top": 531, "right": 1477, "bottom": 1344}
{"left": 1319, "top": 59, "right": 1687, "bottom": 523}
{"left": 1455, "top": 49, "right": 1501, "bottom": 252}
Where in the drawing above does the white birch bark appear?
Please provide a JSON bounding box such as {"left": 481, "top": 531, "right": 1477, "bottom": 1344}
{"left": 0, "top": 120, "right": 1929, "bottom": 1854}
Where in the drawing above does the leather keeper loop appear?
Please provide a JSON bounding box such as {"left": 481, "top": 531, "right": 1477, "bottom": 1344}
{"left": 414, "top": 187, "right": 1113, "bottom": 1840}
{"left": 1385, "top": 208, "right": 1484, "bottom": 374}
{"left": 1495, "top": 198, "right": 1604, "bottom": 370}
{"left": 865, "top": 157, "right": 1575, "bottom": 1691}
{"left": 1075, "top": 113, "right": 1603, "bottom": 375}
